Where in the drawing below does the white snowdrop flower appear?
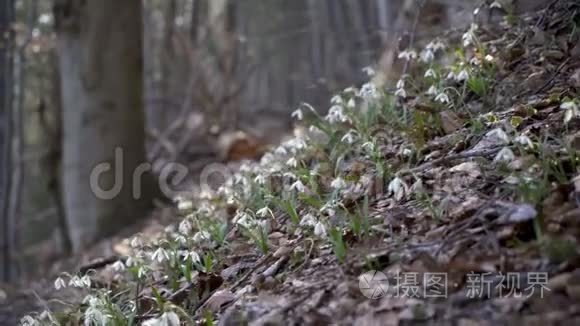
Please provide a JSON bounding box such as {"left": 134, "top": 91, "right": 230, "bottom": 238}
{"left": 38, "top": 311, "right": 53, "bottom": 322}
{"left": 301, "top": 102, "right": 317, "bottom": 113}
{"left": 283, "top": 171, "right": 297, "bottom": 179}
{"left": 359, "top": 83, "right": 380, "bottom": 100}
{"left": 290, "top": 180, "right": 307, "bottom": 193}
{"left": 151, "top": 247, "right": 170, "bottom": 263}
{"left": 137, "top": 266, "right": 148, "bottom": 279}
{"left": 256, "top": 206, "right": 273, "bottom": 218}
{"left": 486, "top": 128, "right": 510, "bottom": 144}
{"left": 426, "top": 40, "right": 446, "bottom": 52}
{"left": 274, "top": 146, "right": 288, "bottom": 156}
{"left": 485, "top": 54, "right": 494, "bottom": 62}
{"left": 320, "top": 201, "right": 337, "bottom": 217}
{"left": 81, "top": 275, "right": 91, "bottom": 288}
{"left": 291, "top": 108, "right": 303, "bottom": 120}
{"left": 325, "top": 105, "right": 341, "bottom": 122}
{"left": 235, "top": 212, "right": 252, "bottom": 228}
{"left": 561, "top": 101, "right": 579, "bottom": 110}
{"left": 260, "top": 153, "right": 274, "bottom": 165}
{"left": 561, "top": 101, "right": 580, "bottom": 123}
{"left": 174, "top": 234, "right": 187, "bottom": 246}
{"left": 462, "top": 23, "right": 479, "bottom": 47}
{"left": 435, "top": 92, "right": 450, "bottom": 104}
{"left": 69, "top": 275, "right": 91, "bottom": 288}
{"left": 125, "top": 256, "right": 136, "bottom": 267}
{"left": 474, "top": 7, "right": 480, "bottom": 15}
{"left": 388, "top": 177, "right": 409, "bottom": 201}
{"left": 183, "top": 250, "right": 201, "bottom": 264}
{"left": 456, "top": 69, "right": 469, "bottom": 81}
{"left": 68, "top": 275, "right": 81, "bottom": 287}
{"left": 177, "top": 199, "right": 193, "bottom": 212}
{"left": 268, "top": 162, "right": 283, "bottom": 173}
{"left": 299, "top": 213, "right": 317, "bottom": 227}
{"left": 395, "top": 88, "right": 407, "bottom": 98}
{"left": 341, "top": 130, "right": 358, "bottom": 144}
{"left": 314, "top": 221, "right": 327, "bottom": 237}
{"left": 331, "top": 177, "right": 347, "bottom": 190}
{"left": 254, "top": 174, "right": 266, "bottom": 185}
{"left": 178, "top": 219, "right": 192, "bottom": 234}
{"left": 193, "top": 230, "right": 211, "bottom": 244}
{"left": 426, "top": 85, "right": 438, "bottom": 96}
{"left": 396, "top": 79, "right": 405, "bottom": 89}
{"left": 398, "top": 49, "right": 417, "bottom": 61}
{"left": 469, "top": 57, "right": 482, "bottom": 66}
{"left": 347, "top": 98, "right": 356, "bottom": 109}
{"left": 424, "top": 68, "right": 436, "bottom": 78}
{"left": 20, "top": 315, "right": 40, "bottom": 326}
{"left": 362, "top": 66, "right": 376, "bottom": 77}
{"left": 143, "top": 311, "right": 180, "bottom": 326}
{"left": 362, "top": 141, "right": 375, "bottom": 152}
{"left": 420, "top": 49, "right": 435, "bottom": 63}
{"left": 343, "top": 86, "right": 358, "bottom": 94}
{"left": 411, "top": 178, "right": 424, "bottom": 193}
{"left": 286, "top": 157, "right": 298, "bottom": 168}
{"left": 490, "top": 1, "right": 502, "bottom": 9}
{"left": 402, "top": 148, "right": 413, "bottom": 157}
{"left": 446, "top": 71, "right": 456, "bottom": 80}
{"left": 494, "top": 147, "right": 515, "bottom": 163}
{"left": 54, "top": 277, "right": 67, "bottom": 290}
{"left": 239, "top": 163, "right": 252, "bottom": 173}
{"left": 330, "top": 94, "right": 344, "bottom": 105}
{"left": 514, "top": 135, "right": 534, "bottom": 149}
{"left": 258, "top": 220, "right": 270, "bottom": 233}
{"left": 111, "top": 260, "right": 126, "bottom": 272}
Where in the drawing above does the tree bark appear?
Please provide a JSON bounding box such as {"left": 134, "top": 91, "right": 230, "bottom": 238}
{"left": 53, "top": 0, "right": 157, "bottom": 251}
{"left": 0, "top": 0, "right": 15, "bottom": 282}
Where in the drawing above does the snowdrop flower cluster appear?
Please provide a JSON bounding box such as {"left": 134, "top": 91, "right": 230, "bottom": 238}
{"left": 462, "top": 23, "right": 479, "bottom": 48}
{"left": 68, "top": 274, "right": 92, "bottom": 288}
{"left": 420, "top": 40, "right": 446, "bottom": 64}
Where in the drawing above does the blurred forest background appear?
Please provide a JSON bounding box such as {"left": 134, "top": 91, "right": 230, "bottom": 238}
{"left": 0, "top": 0, "right": 498, "bottom": 282}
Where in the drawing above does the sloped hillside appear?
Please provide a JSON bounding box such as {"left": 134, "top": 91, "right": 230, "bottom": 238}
{"left": 19, "top": 1, "right": 580, "bottom": 325}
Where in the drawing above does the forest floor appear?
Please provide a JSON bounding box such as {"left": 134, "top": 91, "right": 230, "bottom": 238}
{"left": 5, "top": 1, "right": 580, "bottom": 325}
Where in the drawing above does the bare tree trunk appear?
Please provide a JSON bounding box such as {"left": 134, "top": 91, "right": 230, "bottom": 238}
{"left": 0, "top": 0, "right": 15, "bottom": 282}
{"left": 53, "top": 0, "right": 157, "bottom": 251}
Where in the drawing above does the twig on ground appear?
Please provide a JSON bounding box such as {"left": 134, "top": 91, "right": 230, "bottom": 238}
{"left": 398, "top": 146, "right": 503, "bottom": 176}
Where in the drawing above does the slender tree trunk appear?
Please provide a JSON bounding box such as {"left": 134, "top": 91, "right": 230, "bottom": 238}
{"left": 0, "top": 0, "right": 15, "bottom": 282}
{"left": 53, "top": 0, "right": 157, "bottom": 251}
